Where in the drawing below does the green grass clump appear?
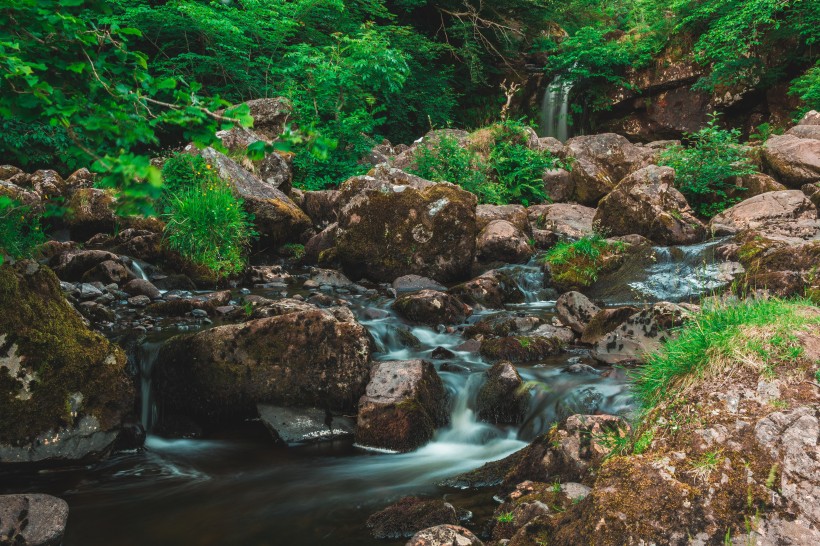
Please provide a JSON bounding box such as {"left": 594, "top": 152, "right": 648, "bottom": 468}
{"left": 633, "top": 298, "right": 820, "bottom": 411}
{"left": 0, "top": 196, "right": 45, "bottom": 265}
{"left": 542, "top": 233, "right": 626, "bottom": 289}
{"left": 161, "top": 154, "right": 256, "bottom": 278}
{"left": 412, "top": 134, "right": 490, "bottom": 198}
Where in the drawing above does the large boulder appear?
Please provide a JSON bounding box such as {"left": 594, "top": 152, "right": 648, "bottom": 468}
{"left": 392, "top": 290, "right": 472, "bottom": 326}
{"left": 763, "top": 124, "right": 820, "bottom": 188}
{"left": 195, "top": 147, "right": 311, "bottom": 250}
{"left": 476, "top": 361, "right": 530, "bottom": 425}
{"left": 63, "top": 188, "right": 116, "bottom": 241}
{"left": 527, "top": 203, "right": 595, "bottom": 249}
{"left": 476, "top": 204, "right": 530, "bottom": 234}
{"left": 336, "top": 167, "right": 477, "bottom": 283}
{"left": 591, "top": 302, "right": 691, "bottom": 365}
{"left": 709, "top": 190, "right": 820, "bottom": 240}
{"left": 0, "top": 494, "right": 69, "bottom": 546}
{"left": 154, "top": 306, "right": 371, "bottom": 419}
{"left": 367, "top": 497, "right": 459, "bottom": 540}
{"left": 0, "top": 262, "right": 133, "bottom": 465}
{"left": 476, "top": 219, "right": 533, "bottom": 264}
{"left": 594, "top": 165, "right": 706, "bottom": 245}
{"left": 355, "top": 360, "right": 449, "bottom": 452}
{"left": 555, "top": 291, "right": 601, "bottom": 335}
{"left": 449, "top": 270, "right": 525, "bottom": 309}
{"left": 565, "top": 134, "right": 655, "bottom": 205}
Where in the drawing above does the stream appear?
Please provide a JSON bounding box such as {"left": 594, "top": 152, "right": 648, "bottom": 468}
{"left": 0, "top": 241, "right": 732, "bottom": 545}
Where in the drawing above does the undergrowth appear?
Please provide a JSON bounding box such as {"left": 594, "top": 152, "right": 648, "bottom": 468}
{"left": 0, "top": 196, "right": 46, "bottom": 265}
{"left": 542, "top": 233, "right": 626, "bottom": 288}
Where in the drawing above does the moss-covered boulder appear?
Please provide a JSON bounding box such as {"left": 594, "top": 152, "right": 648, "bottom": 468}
{"left": 64, "top": 188, "right": 117, "bottom": 242}
{"left": 0, "top": 262, "right": 133, "bottom": 465}
{"left": 355, "top": 360, "right": 449, "bottom": 452}
{"left": 336, "top": 166, "right": 477, "bottom": 283}
{"left": 366, "top": 497, "right": 459, "bottom": 540}
{"left": 392, "top": 290, "right": 472, "bottom": 326}
{"left": 154, "top": 306, "right": 371, "bottom": 420}
{"left": 476, "top": 361, "right": 530, "bottom": 425}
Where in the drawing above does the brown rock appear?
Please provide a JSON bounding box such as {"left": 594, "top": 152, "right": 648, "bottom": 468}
{"left": 555, "top": 291, "right": 600, "bottom": 335}
{"left": 476, "top": 204, "right": 530, "bottom": 233}
{"left": 367, "top": 497, "right": 459, "bottom": 540}
{"left": 476, "top": 220, "right": 533, "bottom": 264}
{"left": 763, "top": 133, "right": 820, "bottom": 187}
{"left": 581, "top": 306, "right": 639, "bottom": 345}
{"left": 355, "top": 360, "right": 449, "bottom": 452}
{"left": 709, "top": 190, "right": 820, "bottom": 240}
{"left": 476, "top": 361, "right": 530, "bottom": 425}
{"left": 527, "top": 203, "right": 595, "bottom": 242}
{"left": 406, "top": 525, "right": 483, "bottom": 546}
{"left": 449, "top": 270, "right": 525, "bottom": 309}
{"left": 594, "top": 165, "right": 706, "bottom": 245}
{"left": 392, "top": 290, "right": 471, "bottom": 326}
{"left": 542, "top": 168, "right": 575, "bottom": 203}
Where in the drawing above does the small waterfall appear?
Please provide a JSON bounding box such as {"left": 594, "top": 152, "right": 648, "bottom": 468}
{"left": 138, "top": 341, "right": 163, "bottom": 431}
{"left": 538, "top": 75, "right": 573, "bottom": 141}
{"left": 129, "top": 259, "right": 150, "bottom": 281}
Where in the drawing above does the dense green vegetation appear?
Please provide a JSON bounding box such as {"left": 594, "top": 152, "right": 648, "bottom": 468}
{"left": 542, "top": 233, "right": 626, "bottom": 288}
{"left": 160, "top": 154, "right": 255, "bottom": 277}
{"left": 659, "top": 114, "right": 757, "bottom": 217}
{"left": 0, "top": 197, "right": 45, "bottom": 265}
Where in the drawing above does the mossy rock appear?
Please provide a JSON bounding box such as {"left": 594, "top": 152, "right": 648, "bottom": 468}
{"left": 0, "top": 262, "right": 133, "bottom": 458}
{"left": 480, "top": 336, "right": 565, "bottom": 363}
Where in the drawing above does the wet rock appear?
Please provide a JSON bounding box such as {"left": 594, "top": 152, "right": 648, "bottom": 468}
{"left": 77, "top": 301, "right": 116, "bottom": 323}
{"left": 405, "top": 524, "right": 483, "bottom": 546}
{"left": 80, "top": 259, "right": 135, "bottom": 285}
{"left": 336, "top": 166, "right": 477, "bottom": 283}
{"left": 431, "top": 347, "right": 455, "bottom": 360}
{"left": 303, "top": 223, "right": 338, "bottom": 266}
{"left": 0, "top": 494, "right": 69, "bottom": 546}
{"left": 449, "top": 270, "right": 525, "bottom": 309}
{"left": 476, "top": 204, "right": 530, "bottom": 234}
{"left": 64, "top": 188, "right": 116, "bottom": 241}
{"left": 392, "top": 290, "right": 472, "bottom": 326}
{"left": 477, "top": 361, "right": 530, "bottom": 425}
{"left": 555, "top": 291, "right": 600, "bottom": 335}
{"left": 123, "top": 278, "right": 162, "bottom": 300}
{"left": 591, "top": 302, "right": 691, "bottom": 365}
{"left": 709, "top": 190, "right": 820, "bottom": 240}
{"left": 393, "top": 274, "right": 447, "bottom": 294}
{"left": 257, "top": 405, "right": 354, "bottom": 445}
{"left": 301, "top": 190, "right": 340, "bottom": 229}
{"left": 580, "top": 306, "right": 639, "bottom": 345}
{"left": 0, "top": 262, "right": 133, "bottom": 465}
{"left": 565, "top": 133, "right": 655, "bottom": 205}
{"left": 127, "top": 295, "right": 151, "bottom": 307}
{"left": 476, "top": 219, "right": 534, "bottom": 264}
{"left": 542, "top": 168, "right": 574, "bottom": 203}
{"left": 155, "top": 307, "right": 371, "bottom": 418}
{"left": 594, "top": 165, "right": 706, "bottom": 245}
{"left": 355, "top": 360, "right": 449, "bottom": 452}
{"left": 50, "top": 249, "right": 123, "bottom": 282}
{"left": 367, "top": 497, "right": 459, "bottom": 540}
{"left": 479, "top": 335, "right": 565, "bottom": 364}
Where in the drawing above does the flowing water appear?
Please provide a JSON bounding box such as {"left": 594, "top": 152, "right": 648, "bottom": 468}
{"left": 1, "top": 261, "right": 638, "bottom": 545}
{"left": 538, "top": 75, "right": 573, "bottom": 141}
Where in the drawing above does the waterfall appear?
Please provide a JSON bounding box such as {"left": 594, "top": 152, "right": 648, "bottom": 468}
{"left": 138, "top": 341, "right": 163, "bottom": 431}
{"left": 538, "top": 75, "right": 573, "bottom": 141}
{"left": 129, "top": 259, "right": 150, "bottom": 281}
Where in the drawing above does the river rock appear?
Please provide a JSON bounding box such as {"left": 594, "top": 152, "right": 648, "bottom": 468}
{"left": 591, "top": 302, "right": 691, "bottom": 365}
{"left": 476, "top": 204, "right": 530, "bottom": 234}
{"left": 392, "top": 290, "right": 472, "bottom": 326}
{"left": 476, "top": 361, "right": 530, "bottom": 425}
{"left": 64, "top": 188, "right": 116, "bottom": 241}
{"left": 594, "top": 165, "right": 706, "bottom": 245}
{"left": 80, "top": 259, "right": 135, "bottom": 285}
{"left": 392, "top": 275, "right": 447, "bottom": 294}
{"left": 195, "top": 147, "right": 312, "bottom": 250}
{"left": 0, "top": 262, "right": 133, "bottom": 465}
{"left": 709, "top": 190, "right": 820, "bottom": 240}
{"left": 555, "top": 291, "right": 600, "bottom": 335}
{"left": 449, "top": 270, "right": 525, "bottom": 309}
{"left": 123, "top": 278, "right": 162, "bottom": 300}
{"left": 763, "top": 112, "right": 820, "bottom": 187}
{"left": 355, "top": 360, "right": 449, "bottom": 452}
{"left": 336, "top": 166, "right": 477, "bottom": 283}
{"left": 479, "top": 331, "right": 566, "bottom": 363}
{"left": 29, "top": 169, "right": 66, "bottom": 200}
{"left": 580, "top": 306, "right": 640, "bottom": 345}
{"left": 542, "top": 168, "right": 575, "bottom": 203}
{"left": 367, "top": 497, "right": 459, "bottom": 540}
{"left": 301, "top": 189, "right": 340, "bottom": 229}
{"left": 49, "top": 249, "right": 124, "bottom": 282}
{"left": 0, "top": 494, "right": 69, "bottom": 546}
{"left": 406, "top": 524, "right": 483, "bottom": 546}
{"left": 476, "top": 219, "right": 533, "bottom": 264}
{"left": 155, "top": 306, "right": 371, "bottom": 419}
{"left": 527, "top": 203, "right": 595, "bottom": 248}
{"left": 565, "top": 133, "right": 655, "bottom": 205}
{"left": 257, "top": 405, "right": 355, "bottom": 445}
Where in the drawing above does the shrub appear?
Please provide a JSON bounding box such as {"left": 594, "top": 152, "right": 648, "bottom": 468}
{"left": 0, "top": 197, "right": 46, "bottom": 265}
{"left": 412, "top": 135, "right": 490, "bottom": 196}
{"left": 542, "top": 233, "right": 626, "bottom": 289}
{"left": 161, "top": 154, "right": 255, "bottom": 278}
{"left": 659, "top": 113, "right": 757, "bottom": 218}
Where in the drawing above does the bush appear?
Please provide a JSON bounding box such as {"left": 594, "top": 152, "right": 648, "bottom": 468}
{"left": 161, "top": 154, "right": 255, "bottom": 278}
{"left": 0, "top": 197, "right": 46, "bottom": 265}
{"left": 659, "top": 113, "right": 757, "bottom": 218}
{"left": 542, "top": 233, "right": 626, "bottom": 289}
{"left": 412, "top": 135, "right": 490, "bottom": 197}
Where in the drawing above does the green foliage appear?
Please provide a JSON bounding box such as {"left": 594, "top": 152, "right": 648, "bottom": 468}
{"left": 790, "top": 62, "right": 820, "bottom": 117}
{"left": 496, "top": 512, "right": 515, "bottom": 523}
{"left": 411, "top": 135, "right": 490, "bottom": 197}
{"left": 633, "top": 298, "right": 820, "bottom": 411}
{"left": 659, "top": 113, "right": 757, "bottom": 217}
{"left": 0, "top": 120, "right": 73, "bottom": 172}
{"left": 542, "top": 233, "right": 626, "bottom": 288}
{"left": 161, "top": 154, "right": 255, "bottom": 278}
{"left": 0, "top": 196, "right": 46, "bottom": 264}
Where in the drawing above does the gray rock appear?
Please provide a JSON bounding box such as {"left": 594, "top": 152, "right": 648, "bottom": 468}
{"left": 393, "top": 275, "right": 447, "bottom": 294}
{"left": 0, "top": 415, "right": 119, "bottom": 464}
{"left": 257, "top": 405, "right": 354, "bottom": 445}
{"left": 406, "top": 524, "right": 484, "bottom": 546}
{"left": 0, "top": 494, "right": 68, "bottom": 546}
{"left": 555, "top": 291, "right": 600, "bottom": 335}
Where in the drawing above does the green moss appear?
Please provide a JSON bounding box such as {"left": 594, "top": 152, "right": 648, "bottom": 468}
{"left": 0, "top": 262, "right": 132, "bottom": 444}
{"left": 480, "top": 336, "right": 564, "bottom": 363}
{"left": 542, "top": 234, "right": 627, "bottom": 292}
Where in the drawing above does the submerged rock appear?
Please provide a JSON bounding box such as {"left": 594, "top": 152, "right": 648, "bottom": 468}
{"left": 155, "top": 306, "right": 371, "bottom": 419}
{"left": 336, "top": 166, "right": 477, "bottom": 283}
{"left": 367, "top": 497, "right": 459, "bottom": 540}
{"left": 0, "top": 494, "right": 69, "bottom": 546}
{"left": 257, "top": 405, "right": 354, "bottom": 445}
{"left": 355, "top": 360, "right": 449, "bottom": 452}
{"left": 0, "top": 262, "right": 133, "bottom": 465}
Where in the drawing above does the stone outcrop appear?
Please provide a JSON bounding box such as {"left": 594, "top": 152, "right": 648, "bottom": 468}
{"left": 392, "top": 290, "right": 472, "bottom": 326}
{"left": 709, "top": 190, "right": 820, "bottom": 240}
